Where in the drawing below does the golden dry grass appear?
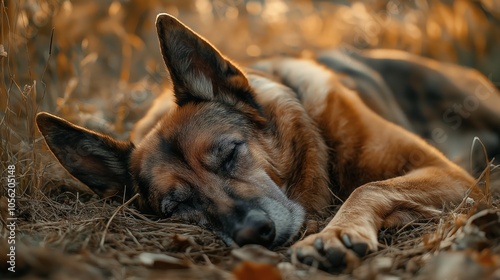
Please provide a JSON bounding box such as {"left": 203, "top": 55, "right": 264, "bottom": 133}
{"left": 1, "top": 0, "right": 499, "bottom": 279}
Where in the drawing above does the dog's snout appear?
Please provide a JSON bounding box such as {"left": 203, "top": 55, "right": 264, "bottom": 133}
{"left": 233, "top": 210, "right": 276, "bottom": 248}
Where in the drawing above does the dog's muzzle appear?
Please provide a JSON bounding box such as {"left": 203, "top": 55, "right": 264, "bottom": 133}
{"left": 232, "top": 209, "right": 276, "bottom": 248}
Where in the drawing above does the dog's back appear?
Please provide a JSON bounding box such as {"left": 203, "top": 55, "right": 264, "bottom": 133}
{"left": 317, "top": 49, "right": 500, "bottom": 173}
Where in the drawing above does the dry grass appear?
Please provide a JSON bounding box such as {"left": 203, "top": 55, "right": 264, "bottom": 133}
{"left": 1, "top": 0, "right": 499, "bottom": 279}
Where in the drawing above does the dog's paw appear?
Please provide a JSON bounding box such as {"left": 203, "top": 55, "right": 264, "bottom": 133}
{"left": 290, "top": 226, "right": 378, "bottom": 273}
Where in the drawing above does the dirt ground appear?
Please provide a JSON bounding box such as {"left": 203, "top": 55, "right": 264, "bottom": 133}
{"left": 1, "top": 0, "right": 500, "bottom": 279}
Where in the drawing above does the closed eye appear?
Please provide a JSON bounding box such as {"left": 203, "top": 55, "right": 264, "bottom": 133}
{"left": 205, "top": 137, "right": 246, "bottom": 175}
{"left": 221, "top": 141, "right": 243, "bottom": 173}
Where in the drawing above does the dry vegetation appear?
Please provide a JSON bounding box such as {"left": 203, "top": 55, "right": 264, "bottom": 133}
{"left": 1, "top": 0, "right": 499, "bottom": 279}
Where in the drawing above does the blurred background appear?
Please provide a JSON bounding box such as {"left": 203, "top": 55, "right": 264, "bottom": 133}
{"left": 1, "top": 0, "right": 500, "bottom": 194}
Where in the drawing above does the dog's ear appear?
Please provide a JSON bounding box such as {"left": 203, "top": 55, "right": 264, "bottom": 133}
{"left": 156, "top": 13, "right": 256, "bottom": 107}
{"left": 36, "top": 112, "right": 135, "bottom": 200}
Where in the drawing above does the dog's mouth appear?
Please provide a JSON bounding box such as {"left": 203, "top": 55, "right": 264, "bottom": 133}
{"left": 232, "top": 209, "right": 277, "bottom": 246}
{"left": 213, "top": 197, "right": 305, "bottom": 249}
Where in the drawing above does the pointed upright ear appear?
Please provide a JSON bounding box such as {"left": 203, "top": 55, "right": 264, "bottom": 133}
{"left": 36, "top": 112, "right": 135, "bottom": 200}
{"left": 156, "top": 13, "right": 255, "bottom": 106}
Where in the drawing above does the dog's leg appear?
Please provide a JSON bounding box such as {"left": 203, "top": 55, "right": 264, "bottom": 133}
{"left": 291, "top": 166, "right": 482, "bottom": 273}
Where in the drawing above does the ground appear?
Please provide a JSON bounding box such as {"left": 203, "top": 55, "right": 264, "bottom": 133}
{"left": 1, "top": 0, "right": 499, "bottom": 279}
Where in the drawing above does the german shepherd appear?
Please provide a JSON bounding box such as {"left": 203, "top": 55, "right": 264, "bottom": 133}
{"left": 36, "top": 14, "right": 500, "bottom": 272}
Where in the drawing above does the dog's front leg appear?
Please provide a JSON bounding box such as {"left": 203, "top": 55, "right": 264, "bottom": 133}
{"left": 290, "top": 166, "right": 481, "bottom": 273}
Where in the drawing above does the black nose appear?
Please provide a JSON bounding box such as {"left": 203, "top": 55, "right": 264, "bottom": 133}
{"left": 233, "top": 210, "right": 276, "bottom": 248}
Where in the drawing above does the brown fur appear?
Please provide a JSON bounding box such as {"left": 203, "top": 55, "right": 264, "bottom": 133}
{"left": 36, "top": 14, "right": 496, "bottom": 273}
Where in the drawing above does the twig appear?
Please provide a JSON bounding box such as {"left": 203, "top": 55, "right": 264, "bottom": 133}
{"left": 125, "top": 227, "right": 142, "bottom": 247}
{"left": 100, "top": 193, "right": 140, "bottom": 250}
{"left": 40, "top": 28, "right": 54, "bottom": 100}
{"left": 328, "top": 187, "right": 344, "bottom": 203}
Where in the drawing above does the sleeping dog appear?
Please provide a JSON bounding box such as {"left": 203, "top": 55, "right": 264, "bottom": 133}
{"left": 36, "top": 14, "right": 499, "bottom": 272}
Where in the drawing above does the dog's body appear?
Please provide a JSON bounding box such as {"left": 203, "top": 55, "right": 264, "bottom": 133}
{"left": 36, "top": 14, "right": 500, "bottom": 272}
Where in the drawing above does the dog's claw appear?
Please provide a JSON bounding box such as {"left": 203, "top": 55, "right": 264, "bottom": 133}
{"left": 341, "top": 234, "right": 353, "bottom": 248}
{"left": 314, "top": 238, "right": 324, "bottom": 253}
{"left": 295, "top": 248, "right": 304, "bottom": 259}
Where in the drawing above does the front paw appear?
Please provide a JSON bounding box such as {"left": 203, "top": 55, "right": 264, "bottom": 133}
{"left": 290, "top": 226, "right": 378, "bottom": 273}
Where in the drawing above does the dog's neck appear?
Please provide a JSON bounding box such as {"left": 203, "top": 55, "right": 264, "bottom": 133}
{"left": 248, "top": 73, "right": 333, "bottom": 215}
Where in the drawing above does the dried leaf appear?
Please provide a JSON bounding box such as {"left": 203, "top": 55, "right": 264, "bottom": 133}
{"left": 422, "top": 232, "right": 442, "bottom": 250}
{"left": 170, "top": 234, "right": 198, "bottom": 251}
{"left": 470, "top": 209, "right": 500, "bottom": 239}
{"left": 233, "top": 261, "right": 281, "bottom": 280}
{"left": 0, "top": 44, "right": 7, "bottom": 58}
{"left": 231, "top": 244, "right": 282, "bottom": 265}
{"left": 138, "top": 252, "right": 190, "bottom": 270}
{"left": 453, "top": 209, "right": 500, "bottom": 251}
{"left": 475, "top": 249, "right": 499, "bottom": 268}
{"left": 420, "top": 252, "right": 487, "bottom": 280}
{"left": 421, "top": 250, "right": 499, "bottom": 279}
{"left": 453, "top": 213, "right": 468, "bottom": 228}
{"left": 354, "top": 256, "right": 394, "bottom": 279}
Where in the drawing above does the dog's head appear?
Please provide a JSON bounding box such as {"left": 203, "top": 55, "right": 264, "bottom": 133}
{"left": 36, "top": 14, "right": 305, "bottom": 248}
